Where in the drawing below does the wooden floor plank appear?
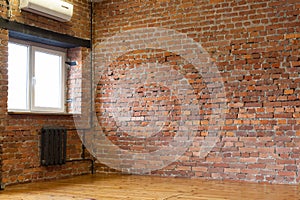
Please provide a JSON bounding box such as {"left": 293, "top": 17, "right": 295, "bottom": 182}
{"left": 1, "top": 174, "right": 300, "bottom": 200}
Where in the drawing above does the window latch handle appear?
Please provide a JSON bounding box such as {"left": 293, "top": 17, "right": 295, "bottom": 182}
{"left": 32, "top": 77, "right": 36, "bottom": 85}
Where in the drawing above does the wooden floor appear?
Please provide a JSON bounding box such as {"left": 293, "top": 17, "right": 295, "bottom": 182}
{"left": 1, "top": 174, "right": 300, "bottom": 200}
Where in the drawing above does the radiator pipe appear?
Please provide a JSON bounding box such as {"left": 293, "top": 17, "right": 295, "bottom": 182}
{"left": 66, "top": 130, "right": 94, "bottom": 174}
{"left": 89, "top": 0, "right": 94, "bottom": 130}
{"left": 66, "top": 1, "right": 95, "bottom": 176}
{"left": 0, "top": 182, "right": 5, "bottom": 190}
{"left": 81, "top": 143, "right": 86, "bottom": 159}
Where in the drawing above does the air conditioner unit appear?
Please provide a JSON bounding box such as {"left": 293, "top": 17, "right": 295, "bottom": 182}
{"left": 20, "top": 0, "right": 73, "bottom": 22}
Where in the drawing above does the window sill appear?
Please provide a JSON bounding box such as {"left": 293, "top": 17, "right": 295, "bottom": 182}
{"left": 8, "top": 111, "right": 77, "bottom": 116}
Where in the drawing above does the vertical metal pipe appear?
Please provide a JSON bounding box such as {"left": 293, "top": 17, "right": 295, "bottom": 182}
{"left": 90, "top": 1, "right": 94, "bottom": 130}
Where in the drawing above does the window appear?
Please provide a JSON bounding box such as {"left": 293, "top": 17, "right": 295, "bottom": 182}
{"left": 8, "top": 40, "right": 66, "bottom": 113}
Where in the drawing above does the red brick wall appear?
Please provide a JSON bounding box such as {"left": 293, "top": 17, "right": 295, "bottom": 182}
{"left": 93, "top": 0, "right": 300, "bottom": 183}
{"left": 67, "top": 47, "right": 83, "bottom": 114}
{"left": 0, "top": 0, "right": 93, "bottom": 186}
{"left": 1, "top": 0, "right": 299, "bottom": 185}
{"left": 0, "top": 28, "right": 8, "bottom": 188}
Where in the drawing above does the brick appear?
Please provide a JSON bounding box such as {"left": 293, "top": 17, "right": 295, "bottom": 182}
{"left": 192, "top": 167, "right": 208, "bottom": 172}
{"left": 241, "top": 169, "right": 259, "bottom": 174}
{"left": 284, "top": 89, "right": 294, "bottom": 95}
{"left": 248, "top": 164, "right": 266, "bottom": 169}
{"left": 224, "top": 168, "right": 240, "bottom": 173}
{"left": 176, "top": 166, "right": 192, "bottom": 171}
{"left": 290, "top": 61, "right": 300, "bottom": 67}
{"left": 284, "top": 33, "right": 300, "bottom": 39}
{"left": 240, "top": 158, "right": 257, "bottom": 163}
{"left": 277, "top": 160, "right": 295, "bottom": 165}
{"left": 209, "top": 0, "right": 224, "bottom": 4}
{"left": 278, "top": 171, "right": 296, "bottom": 177}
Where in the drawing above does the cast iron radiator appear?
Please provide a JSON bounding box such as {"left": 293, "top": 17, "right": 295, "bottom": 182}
{"left": 40, "top": 127, "right": 67, "bottom": 166}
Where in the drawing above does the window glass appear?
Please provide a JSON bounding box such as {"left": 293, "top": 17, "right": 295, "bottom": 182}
{"left": 8, "top": 41, "right": 66, "bottom": 113}
{"left": 8, "top": 43, "right": 29, "bottom": 110}
{"left": 34, "top": 50, "right": 63, "bottom": 109}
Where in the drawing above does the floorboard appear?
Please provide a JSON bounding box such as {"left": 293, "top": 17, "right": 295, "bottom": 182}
{"left": 1, "top": 174, "right": 300, "bottom": 200}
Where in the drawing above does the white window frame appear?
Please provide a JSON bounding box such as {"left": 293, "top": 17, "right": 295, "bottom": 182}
{"left": 8, "top": 39, "right": 67, "bottom": 114}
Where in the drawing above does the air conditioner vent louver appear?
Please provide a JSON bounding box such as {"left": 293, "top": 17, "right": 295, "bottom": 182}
{"left": 20, "top": 0, "right": 73, "bottom": 22}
